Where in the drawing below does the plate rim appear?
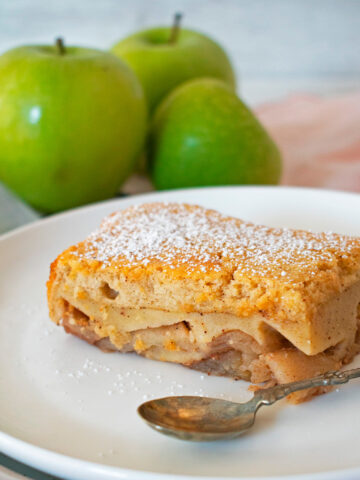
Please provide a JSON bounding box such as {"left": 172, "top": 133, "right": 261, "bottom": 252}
{"left": 1, "top": 427, "right": 360, "bottom": 480}
{"left": 1, "top": 185, "right": 360, "bottom": 480}
{"left": 1, "top": 185, "right": 359, "bottom": 243}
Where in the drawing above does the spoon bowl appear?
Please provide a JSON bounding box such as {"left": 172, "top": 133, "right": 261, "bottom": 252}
{"left": 138, "top": 396, "right": 257, "bottom": 441}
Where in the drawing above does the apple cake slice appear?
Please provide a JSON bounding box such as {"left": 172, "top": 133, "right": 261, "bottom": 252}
{"left": 47, "top": 202, "right": 360, "bottom": 402}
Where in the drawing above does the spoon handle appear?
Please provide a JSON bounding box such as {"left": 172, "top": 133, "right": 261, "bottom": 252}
{"left": 255, "top": 367, "right": 360, "bottom": 406}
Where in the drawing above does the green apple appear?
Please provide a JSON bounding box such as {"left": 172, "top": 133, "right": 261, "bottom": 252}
{"left": 149, "top": 78, "right": 282, "bottom": 190}
{"left": 0, "top": 39, "right": 147, "bottom": 213}
{"left": 111, "top": 16, "right": 236, "bottom": 112}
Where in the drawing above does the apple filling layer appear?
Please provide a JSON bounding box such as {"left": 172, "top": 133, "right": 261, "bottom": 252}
{"left": 53, "top": 286, "right": 360, "bottom": 403}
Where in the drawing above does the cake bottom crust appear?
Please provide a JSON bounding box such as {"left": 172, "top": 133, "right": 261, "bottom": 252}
{"left": 59, "top": 300, "right": 360, "bottom": 403}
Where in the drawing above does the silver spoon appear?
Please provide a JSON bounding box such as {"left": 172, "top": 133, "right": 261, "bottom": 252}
{"left": 138, "top": 367, "right": 360, "bottom": 441}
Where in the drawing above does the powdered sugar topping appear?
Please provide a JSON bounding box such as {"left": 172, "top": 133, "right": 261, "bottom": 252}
{"left": 76, "top": 202, "right": 360, "bottom": 280}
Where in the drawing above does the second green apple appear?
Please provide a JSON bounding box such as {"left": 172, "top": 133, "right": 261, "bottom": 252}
{"left": 112, "top": 24, "right": 236, "bottom": 112}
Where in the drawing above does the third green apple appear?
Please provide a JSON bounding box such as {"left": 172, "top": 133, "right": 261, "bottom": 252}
{"left": 148, "top": 78, "right": 282, "bottom": 190}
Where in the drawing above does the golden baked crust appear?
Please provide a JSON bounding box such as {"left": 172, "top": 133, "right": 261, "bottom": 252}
{"left": 47, "top": 202, "right": 360, "bottom": 402}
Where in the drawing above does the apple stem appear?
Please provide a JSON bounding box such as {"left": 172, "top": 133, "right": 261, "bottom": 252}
{"left": 55, "top": 37, "right": 66, "bottom": 55}
{"left": 169, "top": 12, "right": 183, "bottom": 43}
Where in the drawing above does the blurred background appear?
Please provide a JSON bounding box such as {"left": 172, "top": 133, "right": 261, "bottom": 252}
{"left": 0, "top": 0, "right": 359, "bottom": 232}
{"left": 1, "top": 0, "right": 359, "bottom": 103}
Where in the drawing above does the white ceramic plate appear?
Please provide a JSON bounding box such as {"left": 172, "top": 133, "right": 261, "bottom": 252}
{"left": 1, "top": 186, "right": 360, "bottom": 480}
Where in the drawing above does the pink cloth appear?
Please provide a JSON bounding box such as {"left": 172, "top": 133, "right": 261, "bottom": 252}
{"left": 255, "top": 93, "right": 360, "bottom": 192}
